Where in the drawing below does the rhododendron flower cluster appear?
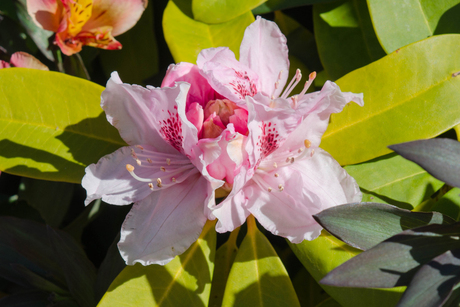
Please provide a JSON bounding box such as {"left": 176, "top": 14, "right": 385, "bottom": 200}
{"left": 82, "top": 17, "right": 363, "bottom": 265}
{"left": 27, "top": 0, "right": 147, "bottom": 55}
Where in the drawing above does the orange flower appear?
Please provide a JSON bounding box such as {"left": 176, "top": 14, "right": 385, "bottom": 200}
{"left": 27, "top": 0, "right": 147, "bottom": 55}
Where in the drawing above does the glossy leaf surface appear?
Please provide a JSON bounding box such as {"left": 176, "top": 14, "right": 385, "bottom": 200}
{"left": 322, "top": 35, "right": 460, "bottom": 166}
{"left": 314, "top": 202, "right": 455, "bottom": 250}
{"left": 289, "top": 233, "right": 404, "bottom": 307}
{"left": 0, "top": 68, "right": 125, "bottom": 183}
{"left": 320, "top": 223, "right": 460, "bottom": 288}
{"left": 163, "top": 1, "right": 254, "bottom": 63}
{"left": 222, "top": 216, "right": 300, "bottom": 307}
{"left": 97, "top": 220, "right": 216, "bottom": 307}
{"left": 432, "top": 187, "right": 460, "bottom": 221}
{"left": 396, "top": 249, "right": 460, "bottom": 307}
{"left": 344, "top": 153, "right": 443, "bottom": 210}
{"left": 313, "top": 0, "right": 385, "bottom": 80}
{"left": 192, "top": 0, "right": 265, "bottom": 24}
{"left": 389, "top": 138, "right": 460, "bottom": 188}
{"left": 367, "top": 0, "right": 460, "bottom": 54}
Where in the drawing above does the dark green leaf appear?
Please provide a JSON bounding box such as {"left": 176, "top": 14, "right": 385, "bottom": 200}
{"left": 396, "top": 249, "right": 460, "bottom": 307}
{"left": 10, "top": 264, "right": 68, "bottom": 295}
{"left": 253, "top": 0, "right": 336, "bottom": 14}
{"left": 389, "top": 138, "right": 460, "bottom": 188}
{"left": 47, "top": 227, "right": 97, "bottom": 307}
{"left": 314, "top": 202, "right": 455, "bottom": 250}
{"left": 99, "top": 3, "right": 159, "bottom": 86}
{"left": 320, "top": 223, "right": 460, "bottom": 288}
{"left": 18, "top": 178, "right": 74, "bottom": 228}
{"left": 0, "top": 290, "right": 49, "bottom": 307}
{"left": 313, "top": 0, "right": 385, "bottom": 80}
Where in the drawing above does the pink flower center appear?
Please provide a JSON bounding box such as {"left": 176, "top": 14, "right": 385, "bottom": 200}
{"left": 186, "top": 98, "right": 248, "bottom": 139}
{"left": 159, "top": 106, "right": 184, "bottom": 153}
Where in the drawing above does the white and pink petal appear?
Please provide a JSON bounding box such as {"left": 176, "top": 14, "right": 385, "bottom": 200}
{"left": 118, "top": 173, "right": 209, "bottom": 265}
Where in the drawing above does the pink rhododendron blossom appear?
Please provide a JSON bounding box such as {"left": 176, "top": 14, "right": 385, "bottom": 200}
{"left": 197, "top": 17, "right": 364, "bottom": 243}
{"left": 0, "top": 52, "right": 49, "bottom": 70}
{"left": 82, "top": 63, "right": 245, "bottom": 265}
{"left": 27, "top": 0, "right": 147, "bottom": 55}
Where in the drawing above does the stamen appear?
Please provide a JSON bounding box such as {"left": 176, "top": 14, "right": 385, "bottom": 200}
{"left": 273, "top": 162, "right": 278, "bottom": 168}
{"left": 160, "top": 166, "right": 166, "bottom": 172}
{"left": 298, "top": 148, "right": 303, "bottom": 153}
{"left": 311, "top": 149, "right": 315, "bottom": 157}
{"left": 126, "top": 164, "right": 135, "bottom": 172}
{"left": 136, "top": 159, "right": 142, "bottom": 166}
{"left": 166, "top": 158, "right": 171, "bottom": 166}
{"left": 131, "top": 149, "right": 138, "bottom": 159}
{"left": 304, "top": 139, "right": 311, "bottom": 148}
{"left": 268, "top": 187, "right": 272, "bottom": 192}
{"left": 291, "top": 95, "right": 298, "bottom": 108}
{"left": 147, "top": 158, "right": 153, "bottom": 164}
{"left": 298, "top": 71, "right": 317, "bottom": 100}
{"left": 271, "top": 71, "right": 283, "bottom": 99}
{"left": 281, "top": 69, "right": 302, "bottom": 99}
{"left": 157, "top": 178, "right": 162, "bottom": 187}
{"left": 135, "top": 145, "right": 144, "bottom": 150}
{"left": 172, "top": 177, "right": 176, "bottom": 182}
{"left": 148, "top": 183, "right": 154, "bottom": 190}
{"left": 285, "top": 156, "right": 294, "bottom": 163}
{"left": 278, "top": 184, "right": 284, "bottom": 191}
{"left": 274, "top": 173, "right": 279, "bottom": 177}
{"left": 126, "top": 164, "right": 153, "bottom": 182}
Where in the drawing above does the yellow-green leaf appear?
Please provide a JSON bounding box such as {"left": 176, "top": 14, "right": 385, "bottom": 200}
{"left": 289, "top": 232, "right": 404, "bottom": 307}
{"left": 344, "top": 153, "right": 443, "bottom": 210}
{"left": 163, "top": 0, "right": 254, "bottom": 63}
{"left": 97, "top": 220, "right": 216, "bottom": 306}
{"left": 222, "top": 216, "right": 300, "bottom": 307}
{"left": 0, "top": 68, "right": 125, "bottom": 183}
{"left": 322, "top": 34, "right": 460, "bottom": 165}
{"left": 192, "top": 0, "right": 265, "bottom": 24}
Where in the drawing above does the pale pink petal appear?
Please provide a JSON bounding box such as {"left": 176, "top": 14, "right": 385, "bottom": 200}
{"left": 162, "top": 62, "right": 218, "bottom": 107}
{"left": 27, "top": 0, "right": 63, "bottom": 31}
{"left": 83, "top": 0, "right": 147, "bottom": 36}
{"left": 278, "top": 81, "right": 364, "bottom": 153}
{"left": 229, "top": 109, "right": 248, "bottom": 136}
{"left": 102, "top": 72, "right": 189, "bottom": 155}
{"left": 186, "top": 102, "right": 204, "bottom": 135}
{"left": 197, "top": 47, "right": 258, "bottom": 104}
{"left": 245, "top": 94, "right": 301, "bottom": 167}
{"left": 239, "top": 16, "right": 289, "bottom": 98}
{"left": 247, "top": 148, "right": 361, "bottom": 243}
{"left": 118, "top": 174, "right": 209, "bottom": 265}
{"left": 0, "top": 61, "right": 10, "bottom": 68}
{"left": 82, "top": 145, "right": 196, "bottom": 206}
{"left": 10, "top": 52, "right": 49, "bottom": 70}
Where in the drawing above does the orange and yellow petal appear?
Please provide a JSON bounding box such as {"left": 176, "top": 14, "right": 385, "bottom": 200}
{"left": 76, "top": 26, "right": 122, "bottom": 50}
{"left": 27, "top": 0, "right": 64, "bottom": 32}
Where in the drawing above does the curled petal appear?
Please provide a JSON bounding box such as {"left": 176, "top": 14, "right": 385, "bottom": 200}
{"left": 0, "top": 61, "right": 10, "bottom": 68}
{"left": 118, "top": 174, "right": 209, "bottom": 265}
{"left": 75, "top": 26, "right": 122, "bottom": 50}
{"left": 162, "top": 62, "right": 218, "bottom": 106}
{"left": 83, "top": 0, "right": 147, "bottom": 36}
{"left": 10, "top": 52, "right": 49, "bottom": 70}
{"left": 27, "top": 0, "right": 63, "bottom": 32}
{"left": 197, "top": 47, "right": 258, "bottom": 104}
{"left": 239, "top": 16, "right": 289, "bottom": 98}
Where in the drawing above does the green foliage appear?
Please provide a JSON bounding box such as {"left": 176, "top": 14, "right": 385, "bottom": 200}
{"left": 0, "top": 68, "right": 125, "bottom": 183}
{"left": 222, "top": 216, "right": 300, "bottom": 307}
{"left": 163, "top": 1, "right": 254, "bottom": 63}
{"left": 193, "top": 0, "right": 265, "bottom": 24}
{"left": 313, "top": 0, "right": 385, "bottom": 80}
{"left": 322, "top": 34, "right": 460, "bottom": 166}
{"left": 97, "top": 220, "right": 216, "bottom": 306}
{"left": 344, "top": 153, "right": 443, "bottom": 209}
{"left": 314, "top": 202, "right": 455, "bottom": 251}
{"left": 289, "top": 232, "right": 404, "bottom": 307}
{"left": 367, "top": 0, "right": 460, "bottom": 53}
